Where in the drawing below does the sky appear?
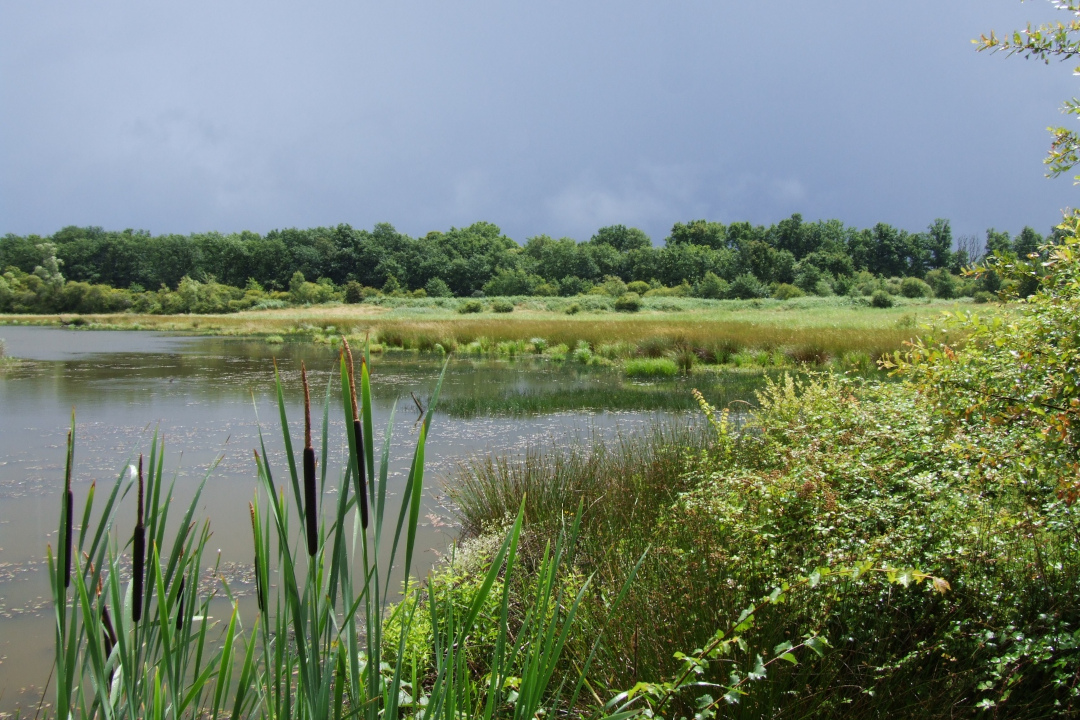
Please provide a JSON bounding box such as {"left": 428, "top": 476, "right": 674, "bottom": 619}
{"left": 2, "top": 1, "right": 1079, "bottom": 244}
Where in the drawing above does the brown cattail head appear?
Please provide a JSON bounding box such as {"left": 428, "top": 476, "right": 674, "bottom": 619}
{"left": 249, "top": 502, "right": 265, "bottom": 612}
{"left": 304, "top": 447, "right": 318, "bottom": 556}
{"left": 301, "top": 361, "right": 312, "bottom": 450}
{"left": 101, "top": 604, "right": 117, "bottom": 658}
{"left": 64, "top": 429, "right": 74, "bottom": 589}
{"left": 132, "top": 455, "right": 145, "bottom": 623}
{"left": 343, "top": 339, "right": 359, "bottom": 422}
{"left": 175, "top": 574, "right": 185, "bottom": 632}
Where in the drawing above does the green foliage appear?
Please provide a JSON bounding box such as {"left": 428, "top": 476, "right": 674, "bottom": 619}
{"left": 870, "top": 289, "right": 894, "bottom": 308}
{"left": 772, "top": 282, "right": 805, "bottom": 300}
{"left": 900, "top": 276, "right": 933, "bottom": 298}
{"left": 458, "top": 299, "right": 484, "bottom": 314}
{"left": 624, "top": 357, "right": 678, "bottom": 377}
{"left": 1, "top": 212, "right": 1040, "bottom": 315}
{"left": 344, "top": 280, "right": 364, "bottom": 303}
{"left": 614, "top": 291, "right": 642, "bottom": 312}
{"left": 727, "top": 272, "right": 769, "bottom": 299}
{"left": 424, "top": 276, "right": 453, "bottom": 298}
{"left": 490, "top": 299, "right": 514, "bottom": 313}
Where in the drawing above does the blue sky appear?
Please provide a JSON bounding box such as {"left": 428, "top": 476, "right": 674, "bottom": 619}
{"left": 1, "top": 1, "right": 1077, "bottom": 243}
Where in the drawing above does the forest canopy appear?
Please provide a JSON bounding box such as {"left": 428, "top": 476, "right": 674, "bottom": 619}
{"left": 0, "top": 215, "right": 1054, "bottom": 313}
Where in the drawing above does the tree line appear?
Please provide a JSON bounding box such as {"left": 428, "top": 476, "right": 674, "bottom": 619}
{"left": 0, "top": 215, "right": 1054, "bottom": 313}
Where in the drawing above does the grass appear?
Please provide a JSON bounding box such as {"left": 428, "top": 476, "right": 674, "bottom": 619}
{"left": 0, "top": 297, "right": 986, "bottom": 363}
{"left": 44, "top": 348, "right": 595, "bottom": 720}
{"left": 624, "top": 358, "right": 678, "bottom": 378}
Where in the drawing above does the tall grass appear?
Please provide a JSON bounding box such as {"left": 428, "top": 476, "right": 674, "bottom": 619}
{"left": 47, "top": 348, "right": 591, "bottom": 719}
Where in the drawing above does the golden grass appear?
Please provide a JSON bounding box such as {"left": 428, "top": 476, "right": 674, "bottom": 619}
{"left": 0, "top": 297, "right": 993, "bottom": 357}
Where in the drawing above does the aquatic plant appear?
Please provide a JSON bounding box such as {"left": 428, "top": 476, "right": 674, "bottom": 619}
{"left": 46, "top": 349, "right": 594, "bottom": 720}
{"left": 624, "top": 357, "right": 678, "bottom": 378}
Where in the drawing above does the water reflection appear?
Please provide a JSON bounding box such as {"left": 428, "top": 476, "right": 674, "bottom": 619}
{"left": 0, "top": 327, "right": 700, "bottom": 714}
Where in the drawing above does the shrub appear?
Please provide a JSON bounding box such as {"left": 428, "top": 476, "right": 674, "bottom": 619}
{"left": 614, "top": 291, "right": 642, "bottom": 312}
{"left": 458, "top": 299, "right": 483, "bottom": 314}
{"left": 727, "top": 273, "right": 768, "bottom": 299}
{"left": 924, "top": 269, "right": 958, "bottom": 299}
{"left": 344, "top": 280, "right": 364, "bottom": 304}
{"left": 900, "top": 276, "right": 933, "bottom": 298}
{"left": 491, "top": 299, "right": 514, "bottom": 313}
{"left": 772, "top": 283, "right": 805, "bottom": 300}
{"left": 565, "top": 303, "right": 581, "bottom": 315}
{"left": 424, "top": 277, "right": 453, "bottom": 298}
{"left": 599, "top": 275, "right": 628, "bottom": 297}
{"left": 973, "top": 290, "right": 997, "bottom": 304}
{"left": 626, "top": 280, "right": 651, "bottom": 295}
{"left": 870, "top": 290, "right": 894, "bottom": 308}
{"left": 695, "top": 272, "right": 729, "bottom": 299}
{"left": 624, "top": 357, "right": 678, "bottom": 378}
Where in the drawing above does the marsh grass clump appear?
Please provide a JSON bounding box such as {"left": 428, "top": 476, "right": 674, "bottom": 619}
{"left": 785, "top": 344, "right": 830, "bottom": 366}
{"left": 458, "top": 299, "right": 483, "bottom": 314}
{"left": 625, "top": 357, "right": 678, "bottom": 378}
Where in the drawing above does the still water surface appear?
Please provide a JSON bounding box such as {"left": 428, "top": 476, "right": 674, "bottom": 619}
{"left": 0, "top": 327, "right": 677, "bottom": 713}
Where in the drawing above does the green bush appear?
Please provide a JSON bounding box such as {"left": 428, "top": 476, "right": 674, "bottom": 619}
{"left": 490, "top": 299, "right": 514, "bottom": 313}
{"left": 424, "top": 277, "right": 453, "bottom": 298}
{"left": 344, "top": 280, "right": 364, "bottom": 304}
{"left": 695, "top": 271, "right": 729, "bottom": 299}
{"left": 613, "top": 291, "right": 642, "bottom": 312}
{"left": 900, "top": 276, "right": 933, "bottom": 298}
{"left": 458, "top": 299, "right": 483, "bottom": 314}
{"left": 870, "top": 290, "right": 894, "bottom": 308}
{"left": 727, "top": 273, "right": 769, "bottom": 299}
{"left": 973, "top": 290, "right": 997, "bottom": 304}
{"left": 624, "top": 357, "right": 678, "bottom": 378}
{"left": 565, "top": 302, "right": 581, "bottom": 315}
{"left": 772, "top": 283, "right": 805, "bottom": 300}
{"left": 626, "top": 280, "right": 651, "bottom": 295}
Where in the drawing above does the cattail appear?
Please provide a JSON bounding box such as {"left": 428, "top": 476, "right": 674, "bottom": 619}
{"left": 132, "top": 455, "right": 145, "bottom": 623}
{"left": 101, "top": 604, "right": 117, "bottom": 657}
{"left": 249, "top": 502, "right": 265, "bottom": 612}
{"left": 175, "top": 574, "right": 185, "bottom": 632}
{"left": 343, "top": 339, "right": 369, "bottom": 529}
{"left": 64, "top": 429, "right": 74, "bottom": 589}
{"left": 301, "top": 363, "right": 318, "bottom": 557}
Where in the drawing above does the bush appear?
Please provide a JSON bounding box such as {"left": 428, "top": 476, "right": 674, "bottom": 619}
{"left": 900, "top": 276, "right": 933, "bottom": 298}
{"left": 424, "top": 277, "right": 453, "bottom": 298}
{"left": 924, "top": 269, "right": 958, "bottom": 299}
{"left": 458, "top": 299, "right": 483, "bottom": 314}
{"left": 344, "top": 280, "right": 364, "bottom": 304}
{"left": 565, "top": 303, "right": 581, "bottom": 315}
{"left": 624, "top": 357, "right": 678, "bottom": 378}
{"left": 626, "top": 280, "right": 651, "bottom": 295}
{"left": 491, "top": 299, "right": 514, "bottom": 313}
{"left": 598, "top": 275, "right": 628, "bottom": 297}
{"left": 772, "top": 283, "right": 805, "bottom": 300}
{"left": 973, "top": 290, "right": 997, "bottom": 304}
{"left": 695, "top": 271, "right": 729, "bottom": 299}
{"left": 727, "top": 273, "right": 769, "bottom": 299}
{"left": 614, "top": 291, "right": 642, "bottom": 312}
{"left": 870, "top": 290, "right": 894, "bottom": 308}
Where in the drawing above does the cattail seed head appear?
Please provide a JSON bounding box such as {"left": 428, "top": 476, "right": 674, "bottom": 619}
{"left": 342, "top": 339, "right": 359, "bottom": 422}
{"left": 175, "top": 575, "right": 185, "bottom": 632}
{"left": 132, "top": 455, "right": 145, "bottom": 623}
{"left": 249, "top": 502, "right": 265, "bottom": 612}
{"left": 101, "top": 604, "right": 117, "bottom": 658}
{"left": 64, "top": 429, "right": 74, "bottom": 589}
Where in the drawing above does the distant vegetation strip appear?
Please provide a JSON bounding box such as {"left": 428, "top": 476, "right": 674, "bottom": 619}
{"left": 0, "top": 214, "right": 1048, "bottom": 314}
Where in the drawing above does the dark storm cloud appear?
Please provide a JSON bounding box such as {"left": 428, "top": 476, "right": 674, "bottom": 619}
{"left": 1, "top": 1, "right": 1076, "bottom": 242}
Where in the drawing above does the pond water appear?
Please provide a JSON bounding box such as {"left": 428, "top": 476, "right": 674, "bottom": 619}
{"left": 0, "top": 326, "right": 750, "bottom": 714}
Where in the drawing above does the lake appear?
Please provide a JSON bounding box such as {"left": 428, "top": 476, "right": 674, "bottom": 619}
{"left": 0, "top": 326, "right": 743, "bottom": 715}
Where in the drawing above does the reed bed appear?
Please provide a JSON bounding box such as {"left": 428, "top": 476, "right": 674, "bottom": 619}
{"left": 46, "top": 346, "right": 592, "bottom": 720}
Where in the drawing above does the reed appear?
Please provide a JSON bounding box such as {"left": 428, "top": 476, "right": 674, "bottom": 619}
{"left": 132, "top": 454, "right": 145, "bottom": 622}
{"left": 48, "top": 351, "right": 594, "bottom": 720}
